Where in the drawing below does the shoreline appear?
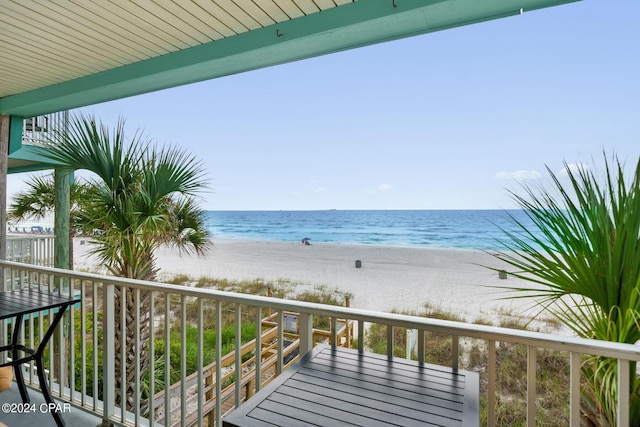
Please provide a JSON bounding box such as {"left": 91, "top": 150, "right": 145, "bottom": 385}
{"left": 74, "top": 237, "right": 543, "bottom": 322}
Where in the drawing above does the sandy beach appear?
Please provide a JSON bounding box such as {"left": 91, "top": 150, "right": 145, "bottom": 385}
{"left": 75, "top": 238, "right": 542, "bottom": 322}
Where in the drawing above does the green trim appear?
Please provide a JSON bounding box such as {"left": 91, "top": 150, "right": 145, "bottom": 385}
{"left": 0, "top": 0, "right": 579, "bottom": 117}
{"left": 8, "top": 145, "right": 62, "bottom": 174}
{"left": 8, "top": 116, "right": 23, "bottom": 154}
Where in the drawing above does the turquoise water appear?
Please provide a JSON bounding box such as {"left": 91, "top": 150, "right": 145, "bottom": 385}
{"left": 205, "top": 210, "right": 537, "bottom": 251}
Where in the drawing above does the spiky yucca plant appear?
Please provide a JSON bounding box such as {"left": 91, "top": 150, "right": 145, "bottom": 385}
{"left": 493, "top": 153, "right": 640, "bottom": 426}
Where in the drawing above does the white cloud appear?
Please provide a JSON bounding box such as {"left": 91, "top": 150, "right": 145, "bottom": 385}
{"left": 365, "top": 183, "right": 393, "bottom": 194}
{"left": 495, "top": 170, "right": 541, "bottom": 181}
{"left": 314, "top": 187, "right": 326, "bottom": 193}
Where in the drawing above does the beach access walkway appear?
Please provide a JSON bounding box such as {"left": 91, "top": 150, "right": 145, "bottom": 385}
{"left": 152, "top": 311, "right": 355, "bottom": 427}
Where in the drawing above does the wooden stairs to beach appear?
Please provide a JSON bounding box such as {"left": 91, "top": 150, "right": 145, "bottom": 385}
{"left": 153, "top": 311, "right": 354, "bottom": 427}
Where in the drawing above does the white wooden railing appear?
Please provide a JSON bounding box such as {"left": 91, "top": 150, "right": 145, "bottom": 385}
{"left": 5, "top": 235, "right": 54, "bottom": 267}
{"left": 21, "top": 112, "right": 68, "bottom": 147}
{"left": 1, "top": 259, "right": 639, "bottom": 427}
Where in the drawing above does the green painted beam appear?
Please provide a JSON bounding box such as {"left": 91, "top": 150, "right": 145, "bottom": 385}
{"left": 8, "top": 116, "right": 23, "bottom": 154}
{"left": 0, "top": 0, "right": 579, "bottom": 118}
{"left": 7, "top": 145, "right": 61, "bottom": 174}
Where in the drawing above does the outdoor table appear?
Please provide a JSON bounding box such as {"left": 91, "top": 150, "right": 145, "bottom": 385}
{"left": 224, "top": 344, "right": 479, "bottom": 426}
{"left": 0, "top": 288, "right": 80, "bottom": 427}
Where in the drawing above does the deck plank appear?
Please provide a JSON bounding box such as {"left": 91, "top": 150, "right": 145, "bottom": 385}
{"left": 223, "top": 345, "right": 479, "bottom": 427}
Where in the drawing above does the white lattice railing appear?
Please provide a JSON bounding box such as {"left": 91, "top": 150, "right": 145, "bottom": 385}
{"left": 5, "top": 236, "right": 54, "bottom": 267}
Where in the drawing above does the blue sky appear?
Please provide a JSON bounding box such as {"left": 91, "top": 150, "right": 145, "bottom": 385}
{"left": 9, "top": 0, "right": 640, "bottom": 211}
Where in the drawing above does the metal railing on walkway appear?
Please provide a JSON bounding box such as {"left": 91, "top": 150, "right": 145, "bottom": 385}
{"left": 1, "top": 259, "right": 639, "bottom": 427}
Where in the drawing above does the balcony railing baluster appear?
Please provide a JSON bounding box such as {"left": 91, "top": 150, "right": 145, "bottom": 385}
{"left": 527, "top": 346, "right": 537, "bottom": 427}
{"left": 197, "top": 298, "right": 204, "bottom": 427}
{"left": 163, "top": 293, "right": 171, "bottom": 427}
{"left": 487, "top": 339, "right": 497, "bottom": 427}
{"left": 619, "top": 359, "right": 631, "bottom": 427}
{"left": 134, "top": 287, "right": 142, "bottom": 426}
{"left": 234, "top": 303, "right": 242, "bottom": 410}
{"left": 180, "top": 295, "right": 187, "bottom": 427}
{"left": 215, "top": 299, "right": 222, "bottom": 426}
{"left": 452, "top": 334, "right": 459, "bottom": 369}
{"left": 103, "top": 282, "right": 116, "bottom": 423}
{"left": 148, "top": 291, "right": 156, "bottom": 426}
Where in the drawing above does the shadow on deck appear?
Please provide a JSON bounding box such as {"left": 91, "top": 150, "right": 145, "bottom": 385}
{"left": 0, "top": 383, "right": 101, "bottom": 427}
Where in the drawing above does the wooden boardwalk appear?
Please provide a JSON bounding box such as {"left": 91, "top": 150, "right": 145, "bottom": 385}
{"left": 153, "top": 311, "right": 354, "bottom": 427}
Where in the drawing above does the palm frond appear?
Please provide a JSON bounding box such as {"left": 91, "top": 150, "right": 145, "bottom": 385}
{"left": 492, "top": 151, "right": 640, "bottom": 425}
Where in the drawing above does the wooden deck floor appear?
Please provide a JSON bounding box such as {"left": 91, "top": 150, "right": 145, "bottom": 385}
{"left": 223, "top": 345, "right": 480, "bottom": 426}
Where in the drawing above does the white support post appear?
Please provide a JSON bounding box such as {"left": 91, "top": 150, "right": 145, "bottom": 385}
{"left": 277, "top": 311, "right": 284, "bottom": 375}
{"left": 357, "top": 320, "right": 364, "bottom": 352}
{"left": 102, "top": 283, "right": 115, "bottom": 424}
{"left": 527, "top": 346, "right": 537, "bottom": 427}
{"left": 569, "top": 352, "right": 581, "bottom": 427}
{"left": 487, "top": 340, "right": 496, "bottom": 427}
{"left": 451, "top": 335, "right": 459, "bottom": 369}
{"left": 235, "top": 304, "right": 242, "bottom": 408}
{"left": 299, "top": 312, "right": 314, "bottom": 357}
{"left": 618, "top": 359, "right": 630, "bottom": 427}
{"left": 255, "top": 306, "right": 262, "bottom": 393}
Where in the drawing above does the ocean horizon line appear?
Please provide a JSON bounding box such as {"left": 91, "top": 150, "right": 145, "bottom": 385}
{"left": 205, "top": 209, "right": 535, "bottom": 252}
{"left": 206, "top": 208, "right": 524, "bottom": 212}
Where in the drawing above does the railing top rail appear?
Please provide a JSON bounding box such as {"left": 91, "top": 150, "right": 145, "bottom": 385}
{"left": 2, "top": 259, "right": 640, "bottom": 361}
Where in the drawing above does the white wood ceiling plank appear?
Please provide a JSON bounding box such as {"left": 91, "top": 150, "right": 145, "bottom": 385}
{"left": 66, "top": 0, "right": 173, "bottom": 56}
{"left": 0, "top": 55, "right": 67, "bottom": 90}
{"left": 228, "top": 0, "right": 275, "bottom": 28}
{"left": 48, "top": 0, "right": 165, "bottom": 61}
{"left": 168, "top": 0, "right": 229, "bottom": 40}
{"left": 292, "top": 0, "right": 320, "bottom": 15}
{"left": 0, "top": 18, "right": 110, "bottom": 75}
{"left": 0, "top": 46, "right": 67, "bottom": 78}
{"left": 177, "top": 0, "right": 237, "bottom": 38}
{"left": 274, "top": 0, "right": 305, "bottom": 19}
{"left": 109, "top": 0, "right": 190, "bottom": 52}
{"left": 110, "top": 0, "right": 200, "bottom": 48}
{"left": 147, "top": 0, "right": 222, "bottom": 43}
{"left": 4, "top": 1, "right": 130, "bottom": 69}
{"left": 313, "top": 0, "right": 339, "bottom": 10}
{"left": 191, "top": 0, "right": 248, "bottom": 35}
{"left": 253, "top": 0, "right": 290, "bottom": 23}
{"left": 212, "top": 0, "right": 262, "bottom": 31}
{"left": 334, "top": 0, "right": 355, "bottom": 6}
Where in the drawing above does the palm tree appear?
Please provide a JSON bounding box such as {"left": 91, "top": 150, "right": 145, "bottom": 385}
{"left": 7, "top": 174, "right": 92, "bottom": 269}
{"left": 40, "top": 113, "right": 210, "bottom": 412}
{"left": 493, "top": 153, "right": 640, "bottom": 426}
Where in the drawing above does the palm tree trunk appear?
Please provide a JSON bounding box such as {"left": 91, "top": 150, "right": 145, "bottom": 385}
{"left": 114, "top": 286, "right": 152, "bottom": 414}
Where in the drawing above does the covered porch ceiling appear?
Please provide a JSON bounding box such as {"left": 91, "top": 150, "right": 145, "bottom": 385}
{"left": 0, "top": 0, "right": 579, "bottom": 171}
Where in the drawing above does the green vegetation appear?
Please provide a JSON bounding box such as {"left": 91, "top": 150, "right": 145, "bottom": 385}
{"left": 492, "top": 153, "right": 640, "bottom": 425}
{"left": 71, "top": 276, "right": 351, "bottom": 403}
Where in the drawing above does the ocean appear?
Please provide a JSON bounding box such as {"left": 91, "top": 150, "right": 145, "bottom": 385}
{"left": 205, "top": 210, "right": 537, "bottom": 251}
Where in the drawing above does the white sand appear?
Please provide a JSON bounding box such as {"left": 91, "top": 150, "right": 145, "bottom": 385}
{"left": 75, "top": 238, "right": 542, "bottom": 322}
